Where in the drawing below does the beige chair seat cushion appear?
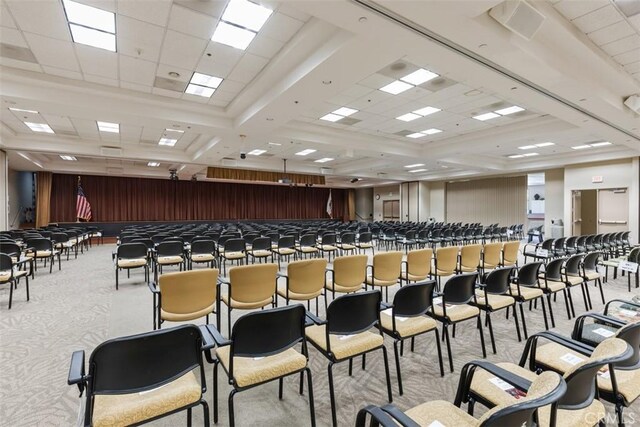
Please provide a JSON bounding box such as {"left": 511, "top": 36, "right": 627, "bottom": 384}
{"left": 319, "top": 245, "right": 337, "bottom": 251}
{"left": 538, "top": 399, "right": 605, "bottom": 427}
{"left": 221, "top": 293, "right": 272, "bottom": 309}
{"left": 305, "top": 325, "right": 383, "bottom": 360}
{"left": 365, "top": 275, "right": 397, "bottom": 287}
{"left": 538, "top": 279, "right": 566, "bottom": 292}
{"left": 356, "top": 243, "right": 373, "bottom": 248}
{"left": 277, "top": 284, "right": 322, "bottom": 301}
{"left": 474, "top": 292, "right": 515, "bottom": 310}
{"left": 509, "top": 284, "right": 543, "bottom": 300}
{"left": 598, "top": 365, "right": 640, "bottom": 403}
{"left": 0, "top": 270, "right": 26, "bottom": 281}
{"left": 250, "top": 250, "right": 271, "bottom": 257}
{"left": 583, "top": 270, "right": 601, "bottom": 281}
{"left": 216, "top": 346, "right": 307, "bottom": 388}
{"left": 157, "top": 256, "right": 183, "bottom": 265}
{"left": 273, "top": 248, "right": 295, "bottom": 256}
{"left": 118, "top": 258, "right": 147, "bottom": 268}
{"left": 296, "top": 246, "right": 318, "bottom": 253}
{"left": 92, "top": 371, "right": 201, "bottom": 427}
{"left": 380, "top": 310, "right": 437, "bottom": 338}
{"left": 565, "top": 275, "right": 585, "bottom": 286}
{"left": 35, "top": 250, "right": 57, "bottom": 257}
{"left": 401, "top": 272, "right": 429, "bottom": 282}
{"left": 324, "top": 280, "right": 362, "bottom": 294}
{"left": 469, "top": 362, "right": 536, "bottom": 407}
{"left": 535, "top": 342, "right": 587, "bottom": 373}
{"left": 337, "top": 244, "right": 356, "bottom": 250}
{"left": 191, "top": 253, "right": 214, "bottom": 262}
{"left": 221, "top": 251, "right": 245, "bottom": 260}
{"left": 161, "top": 303, "right": 215, "bottom": 322}
{"left": 432, "top": 303, "right": 480, "bottom": 322}
{"left": 404, "top": 400, "right": 477, "bottom": 426}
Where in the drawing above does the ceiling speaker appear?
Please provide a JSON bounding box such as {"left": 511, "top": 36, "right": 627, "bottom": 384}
{"left": 624, "top": 95, "right": 640, "bottom": 114}
{"left": 489, "top": 0, "right": 545, "bottom": 40}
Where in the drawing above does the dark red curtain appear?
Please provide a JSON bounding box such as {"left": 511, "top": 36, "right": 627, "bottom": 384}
{"left": 49, "top": 174, "right": 346, "bottom": 222}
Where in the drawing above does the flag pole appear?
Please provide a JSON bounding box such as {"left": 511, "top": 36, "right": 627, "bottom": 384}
{"left": 76, "top": 176, "right": 81, "bottom": 223}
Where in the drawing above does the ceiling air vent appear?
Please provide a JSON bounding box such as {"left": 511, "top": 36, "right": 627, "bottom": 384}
{"left": 101, "top": 146, "right": 122, "bottom": 157}
{"left": 489, "top": 0, "right": 545, "bottom": 40}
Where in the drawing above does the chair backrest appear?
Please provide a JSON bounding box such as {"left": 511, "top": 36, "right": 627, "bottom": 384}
{"left": 51, "top": 232, "right": 69, "bottom": 243}
{"left": 333, "top": 255, "right": 367, "bottom": 288}
{"left": 442, "top": 272, "right": 478, "bottom": 304}
{"left": 460, "top": 244, "right": 482, "bottom": 269}
{"left": 327, "top": 290, "right": 381, "bottom": 335}
{"left": 26, "top": 237, "right": 52, "bottom": 252}
{"left": 251, "top": 237, "right": 271, "bottom": 251}
{"left": 231, "top": 304, "right": 306, "bottom": 358}
{"left": 299, "top": 234, "right": 316, "bottom": 247}
{"left": 544, "top": 258, "right": 566, "bottom": 281}
{"left": 614, "top": 322, "right": 640, "bottom": 370}
{"left": 0, "top": 253, "right": 14, "bottom": 272}
{"left": 156, "top": 241, "right": 183, "bottom": 257}
{"left": 483, "top": 266, "right": 515, "bottom": 294}
{"left": 372, "top": 251, "right": 403, "bottom": 281}
{"left": 190, "top": 239, "right": 215, "bottom": 254}
{"left": 564, "top": 254, "right": 583, "bottom": 275}
{"left": 321, "top": 233, "right": 336, "bottom": 245}
{"left": 359, "top": 232, "right": 372, "bottom": 244}
{"left": 286, "top": 259, "right": 327, "bottom": 295}
{"left": 88, "top": 325, "right": 203, "bottom": 395}
{"left": 628, "top": 247, "right": 640, "bottom": 263}
{"left": 483, "top": 242, "right": 502, "bottom": 266}
{"left": 435, "top": 246, "right": 458, "bottom": 272}
{"left": 502, "top": 241, "right": 520, "bottom": 265}
{"left": 224, "top": 238, "right": 246, "bottom": 253}
{"left": 0, "top": 242, "right": 21, "bottom": 258}
{"left": 517, "top": 262, "right": 543, "bottom": 287}
{"left": 159, "top": 269, "right": 218, "bottom": 317}
{"left": 406, "top": 248, "right": 432, "bottom": 277}
{"left": 393, "top": 280, "right": 436, "bottom": 317}
{"left": 229, "top": 263, "right": 278, "bottom": 304}
{"left": 340, "top": 232, "right": 355, "bottom": 245}
{"left": 278, "top": 236, "right": 295, "bottom": 249}
{"left": 541, "top": 238, "right": 555, "bottom": 250}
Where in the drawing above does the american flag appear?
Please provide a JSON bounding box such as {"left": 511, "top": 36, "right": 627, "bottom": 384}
{"left": 76, "top": 181, "right": 92, "bottom": 221}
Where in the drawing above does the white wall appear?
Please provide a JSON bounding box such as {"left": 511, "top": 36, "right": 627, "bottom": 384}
{"left": 373, "top": 185, "right": 400, "bottom": 221}
{"left": 0, "top": 150, "right": 7, "bottom": 230}
{"left": 354, "top": 187, "right": 373, "bottom": 221}
{"left": 545, "top": 169, "right": 564, "bottom": 234}
{"left": 7, "top": 168, "right": 21, "bottom": 229}
{"left": 563, "top": 159, "right": 639, "bottom": 241}
{"left": 429, "top": 182, "right": 446, "bottom": 222}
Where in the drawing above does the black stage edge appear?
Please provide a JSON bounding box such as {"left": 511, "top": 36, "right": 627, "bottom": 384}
{"left": 57, "top": 219, "right": 341, "bottom": 237}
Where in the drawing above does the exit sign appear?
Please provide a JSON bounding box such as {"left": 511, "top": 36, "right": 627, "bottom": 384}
{"left": 592, "top": 175, "right": 603, "bottom": 183}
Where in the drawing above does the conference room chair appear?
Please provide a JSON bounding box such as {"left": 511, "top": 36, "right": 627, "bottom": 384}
{"left": 246, "top": 237, "right": 272, "bottom": 264}
{"left": 432, "top": 246, "right": 458, "bottom": 289}
{"left": 430, "top": 272, "right": 486, "bottom": 372}
{"left": 295, "top": 233, "right": 319, "bottom": 259}
{"left": 115, "top": 242, "right": 149, "bottom": 290}
{"left": 396, "top": 230, "right": 417, "bottom": 253}
{"left": 501, "top": 240, "right": 520, "bottom": 268}
{"left": 50, "top": 232, "right": 75, "bottom": 262}
{"left": 0, "top": 241, "right": 33, "bottom": 278}
{"left": 380, "top": 280, "right": 444, "bottom": 395}
{"left": 509, "top": 261, "right": 549, "bottom": 337}
{"left": 365, "top": 251, "right": 403, "bottom": 302}
{"left": 317, "top": 233, "right": 338, "bottom": 262}
{"left": 355, "top": 231, "right": 375, "bottom": 255}
{"left": 149, "top": 269, "right": 218, "bottom": 330}
{"left": 400, "top": 248, "right": 432, "bottom": 285}
{"left": 564, "top": 253, "right": 592, "bottom": 311}
{"left": 324, "top": 254, "right": 367, "bottom": 304}
{"left": 219, "top": 263, "right": 278, "bottom": 337}
{"left": 457, "top": 244, "right": 481, "bottom": 274}
{"left": 305, "top": 291, "right": 392, "bottom": 427}
{"left": 26, "top": 237, "right": 60, "bottom": 274}
{"left": 356, "top": 370, "right": 565, "bottom": 427}
{"left": 188, "top": 239, "right": 216, "bottom": 270}
{"left": 552, "top": 237, "right": 567, "bottom": 257}
{"left": 336, "top": 231, "right": 357, "bottom": 256}
{"left": 272, "top": 236, "right": 296, "bottom": 269}
{"left": 539, "top": 256, "right": 580, "bottom": 321}
{"left": 154, "top": 240, "right": 186, "bottom": 282}
{"left": 67, "top": 325, "right": 211, "bottom": 427}
{"left": 579, "top": 252, "right": 605, "bottom": 305}
{"left": 480, "top": 242, "right": 502, "bottom": 274}
{"left": 218, "top": 238, "right": 246, "bottom": 275}
{"left": 209, "top": 305, "right": 315, "bottom": 427}
{"left": 472, "top": 266, "right": 520, "bottom": 354}
{"left": 523, "top": 238, "right": 554, "bottom": 263}
{"left": 0, "top": 253, "right": 30, "bottom": 309}
{"left": 277, "top": 258, "right": 326, "bottom": 314}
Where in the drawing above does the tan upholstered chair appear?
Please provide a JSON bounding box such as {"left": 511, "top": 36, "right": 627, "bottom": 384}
{"left": 365, "top": 251, "right": 403, "bottom": 301}
{"left": 457, "top": 244, "right": 481, "bottom": 274}
{"left": 400, "top": 248, "right": 432, "bottom": 285}
{"left": 324, "top": 254, "right": 367, "bottom": 303}
{"left": 220, "top": 263, "right": 278, "bottom": 336}
{"left": 277, "top": 258, "right": 327, "bottom": 314}
{"left": 150, "top": 269, "right": 219, "bottom": 330}
{"left": 432, "top": 246, "right": 458, "bottom": 288}
{"left": 502, "top": 241, "right": 520, "bottom": 267}
{"left": 481, "top": 242, "right": 502, "bottom": 273}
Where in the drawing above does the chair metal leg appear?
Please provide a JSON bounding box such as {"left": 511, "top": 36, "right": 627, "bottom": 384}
{"left": 393, "top": 340, "right": 403, "bottom": 395}
{"left": 512, "top": 304, "right": 521, "bottom": 342}
{"left": 486, "top": 313, "right": 496, "bottom": 354}
{"left": 201, "top": 400, "right": 211, "bottom": 427}
{"left": 348, "top": 358, "right": 353, "bottom": 376}
{"left": 477, "top": 316, "right": 487, "bottom": 358}
{"left": 213, "top": 362, "right": 219, "bottom": 424}
{"left": 597, "top": 279, "right": 605, "bottom": 304}
{"left": 519, "top": 302, "right": 528, "bottom": 339}
{"left": 381, "top": 347, "right": 393, "bottom": 403}
{"left": 327, "top": 363, "right": 337, "bottom": 427}
{"left": 547, "top": 294, "right": 556, "bottom": 328}
{"left": 540, "top": 296, "right": 549, "bottom": 330}
{"left": 433, "top": 328, "right": 445, "bottom": 376}
{"left": 306, "top": 368, "right": 316, "bottom": 427}
{"left": 444, "top": 324, "right": 454, "bottom": 372}
{"left": 187, "top": 407, "right": 192, "bottom": 427}
{"left": 228, "top": 389, "right": 237, "bottom": 427}
{"left": 278, "top": 377, "right": 284, "bottom": 400}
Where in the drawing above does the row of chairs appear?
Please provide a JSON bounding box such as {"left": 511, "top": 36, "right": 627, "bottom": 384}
{"left": 524, "top": 231, "right": 631, "bottom": 264}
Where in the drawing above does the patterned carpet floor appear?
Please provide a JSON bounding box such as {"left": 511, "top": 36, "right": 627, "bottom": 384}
{"left": 1, "top": 243, "right": 639, "bottom": 426}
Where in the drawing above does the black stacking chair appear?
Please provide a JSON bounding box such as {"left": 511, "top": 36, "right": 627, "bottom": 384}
{"left": 337, "top": 232, "right": 357, "bottom": 256}
{"left": 209, "top": 305, "right": 315, "bottom": 427}
{"left": 509, "top": 262, "right": 549, "bottom": 336}
{"left": 67, "top": 325, "right": 210, "bottom": 427}
{"left": 26, "top": 237, "right": 60, "bottom": 273}
{"left": 317, "top": 233, "right": 338, "bottom": 261}
{"left": 189, "top": 239, "right": 216, "bottom": 269}
{"left": 0, "top": 253, "right": 30, "bottom": 309}
{"left": 115, "top": 242, "right": 149, "bottom": 289}
{"left": 247, "top": 237, "right": 272, "bottom": 264}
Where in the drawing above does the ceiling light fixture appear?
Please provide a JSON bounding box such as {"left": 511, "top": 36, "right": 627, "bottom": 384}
{"left": 494, "top": 106, "right": 524, "bottom": 115}
{"left": 320, "top": 107, "right": 359, "bottom": 122}
{"left": 268, "top": 142, "right": 282, "bottom": 146}
{"left": 396, "top": 113, "right": 421, "bottom": 122}
{"left": 147, "top": 162, "right": 160, "bottom": 167}
{"left": 590, "top": 141, "right": 612, "bottom": 147}
{"left": 508, "top": 154, "right": 524, "bottom": 158}
{"left": 63, "top": 0, "right": 116, "bottom": 52}
{"left": 408, "top": 168, "right": 428, "bottom": 173}
{"left": 404, "top": 163, "right": 424, "bottom": 168}
{"left": 422, "top": 128, "right": 442, "bottom": 135}
{"left": 60, "top": 155, "right": 77, "bottom": 161}
{"left": 320, "top": 113, "right": 344, "bottom": 122}
{"left": 9, "top": 107, "right": 38, "bottom": 114}
{"left": 518, "top": 145, "right": 537, "bottom": 150}
{"left": 248, "top": 149, "right": 266, "bottom": 155}
{"left": 571, "top": 145, "right": 591, "bottom": 150}
{"left": 412, "top": 106, "right": 441, "bottom": 116}
{"left": 536, "top": 142, "right": 555, "bottom": 147}
{"left": 406, "top": 132, "right": 425, "bottom": 139}
{"left": 295, "top": 149, "right": 316, "bottom": 156}
{"left": 400, "top": 68, "right": 439, "bottom": 85}
{"left": 25, "top": 122, "right": 54, "bottom": 133}
{"left": 211, "top": 0, "right": 272, "bottom": 50}
{"left": 522, "top": 152, "right": 539, "bottom": 157}
{"left": 97, "top": 121, "right": 119, "bottom": 133}
{"left": 315, "top": 157, "right": 334, "bottom": 163}
{"left": 159, "top": 138, "right": 178, "bottom": 146}
{"left": 379, "top": 80, "right": 413, "bottom": 95}
{"left": 473, "top": 112, "right": 500, "bottom": 121}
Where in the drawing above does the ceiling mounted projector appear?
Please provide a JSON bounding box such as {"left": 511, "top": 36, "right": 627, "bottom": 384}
{"left": 624, "top": 95, "right": 640, "bottom": 114}
{"left": 489, "top": 0, "right": 545, "bottom": 40}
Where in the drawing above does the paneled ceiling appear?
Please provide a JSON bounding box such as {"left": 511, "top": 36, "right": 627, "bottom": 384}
{"left": 1, "top": 0, "right": 638, "bottom": 187}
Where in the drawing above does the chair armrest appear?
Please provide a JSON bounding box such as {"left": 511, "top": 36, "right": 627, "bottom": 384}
{"left": 147, "top": 281, "right": 159, "bottom": 293}
{"left": 305, "top": 311, "right": 326, "bottom": 326}
{"left": 380, "top": 301, "right": 392, "bottom": 310}
{"left": 198, "top": 325, "right": 217, "bottom": 351}
{"left": 205, "top": 324, "right": 231, "bottom": 347}
{"left": 571, "top": 312, "right": 625, "bottom": 342}
{"left": 379, "top": 405, "right": 421, "bottom": 427}
{"left": 462, "top": 360, "right": 532, "bottom": 392}
{"left": 604, "top": 299, "right": 640, "bottom": 315}
{"left": 67, "top": 350, "right": 86, "bottom": 395}
{"left": 520, "top": 331, "right": 594, "bottom": 368}
{"left": 217, "top": 277, "right": 230, "bottom": 285}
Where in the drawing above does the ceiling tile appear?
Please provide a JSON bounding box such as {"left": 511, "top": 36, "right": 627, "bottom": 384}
{"left": 168, "top": 4, "right": 217, "bottom": 39}
{"left": 119, "top": 124, "right": 142, "bottom": 141}
{"left": 614, "top": 48, "right": 640, "bottom": 65}
{"left": 85, "top": 74, "right": 119, "bottom": 87}
{"left": 572, "top": 5, "right": 624, "bottom": 34}
{"left": 23, "top": 32, "right": 80, "bottom": 71}
{"left": 600, "top": 34, "right": 640, "bottom": 56}
{"left": 624, "top": 61, "right": 640, "bottom": 73}
{"left": 1, "top": 27, "right": 27, "bottom": 48}
{"left": 359, "top": 73, "right": 394, "bottom": 90}
{"left": 119, "top": 55, "right": 157, "bottom": 86}
{"left": 1, "top": 4, "right": 17, "bottom": 28}
{"left": 0, "top": 56, "right": 42, "bottom": 72}
{"left": 259, "top": 12, "right": 303, "bottom": 43}
{"left": 116, "top": 15, "right": 165, "bottom": 63}
{"left": 70, "top": 117, "right": 100, "bottom": 139}
{"left": 152, "top": 87, "right": 183, "bottom": 98}
{"left": 182, "top": 92, "right": 211, "bottom": 103}
{"left": 629, "top": 13, "right": 640, "bottom": 31}
{"left": 554, "top": 0, "right": 609, "bottom": 20}
{"left": 246, "top": 34, "right": 285, "bottom": 59}
{"left": 120, "top": 81, "right": 153, "bottom": 93}
{"left": 173, "top": 0, "right": 226, "bottom": 17}
{"left": 217, "top": 79, "right": 244, "bottom": 94}
{"left": 227, "top": 52, "right": 269, "bottom": 83}
{"left": 159, "top": 30, "right": 208, "bottom": 69}
{"left": 6, "top": 0, "right": 71, "bottom": 41}
{"left": 42, "top": 114, "right": 76, "bottom": 131}
{"left": 277, "top": 3, "right": 311, "bottom": 23}
{"left": 210, "top": 89, "right": 235, "bottom": 102}
{"left": 588, "top": 20, "right": 635, "bottom": 45}
{"left": 156, "top": 63, "right": 192, "bottom": 82}
{"left": 117, "top": 0, "right": 172, "bottom": 26}
{"left": 42, "top": 65, "right": 83, "bottom": 80}
{"left": 76, "top": 45, "right": 118, "bottom": 78}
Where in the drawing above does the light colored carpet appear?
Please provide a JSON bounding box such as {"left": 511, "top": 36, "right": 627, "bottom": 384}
{"left": 0, "top": 243, "right": 638, "bottom": 426}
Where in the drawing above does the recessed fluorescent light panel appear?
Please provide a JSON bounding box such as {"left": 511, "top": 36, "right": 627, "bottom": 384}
{"left": 158, "top": 138, "right": 178, "bottom": 146}
{"left": 147, "top": 162, "right": 160, "bottom": 167}
{"left": 9, "top": 108, "right": 38, "bottom": 114}
{"left": 320, "top": 107, "right": 358, "bottom": 122}
{"left": 536, "top": 142, "right": 555, "bottom": 147}
{"left": 404, "top": 163, "right": 425, "bottom": 168}
{"left": 63, "top": 0, "right": 116, "bottom": 52}
{"left": 212, "top": 0, "right": 272, "bottom": 50}
{"left": 508, "top": 154, "right": 524, "bottom": 158}
{"left": 495, "top": 106, "right": 524, "bottom": 115}
{"left": 522, "top": 152, "right": 539, "bottom": 157}
{"left": 185, "top": 72, "right": 223, "bottom": 98}
{"left": 268, "top": 142, "right": 282, "bottom": 146}
{"left": 571, "top": 145, "right": 591, "bottom": 150}
{"left": 422, "top": 128, "right": 442, "bottom": 135}
{"left": 408, "top": 168, "right": 428, "bottom": 173}
{"left": 473, "top": 112, "right": 500, "bottom": 121}
{"left": 248, "top": 149, "right": 266, "bottom": 155}
{"left": 590, "top": 141, "right": 612, "bottom": 147}
{"left": 97, "top": 121, "right": 119, "bottom": 133}
{"left": 60, "top": 155, "right": 77, "bottom": 161}
{"left": 406, "top": 132, "right": 425, "bottom": 139}
{"left": 396, "top": 113, "right": 421, "bottom": 122}
{"left": 295, "top": 149, "right": 316, "bottom": 156}
{"left": 519, "top": 142, "right": 554, "bottom": 150}
{"left": 518, "top": 145, "right": 537, "bottom": 150}
{"left": 25, "top": 122, "right": 54, "bottom": 133}
{"left": 400, "top": 68, "right": 439, "bottom": 85}
{"left": 379, "top": 80, "right": 413, "bottom": 95}
{"left": 412, "top": 106, "right": 441, "bottom": 116}
{"left": 315, "top": 158, "right": 334, "bottom": 163}
{"left": 320, "top": 113, "right": 343, "bottom": 122}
